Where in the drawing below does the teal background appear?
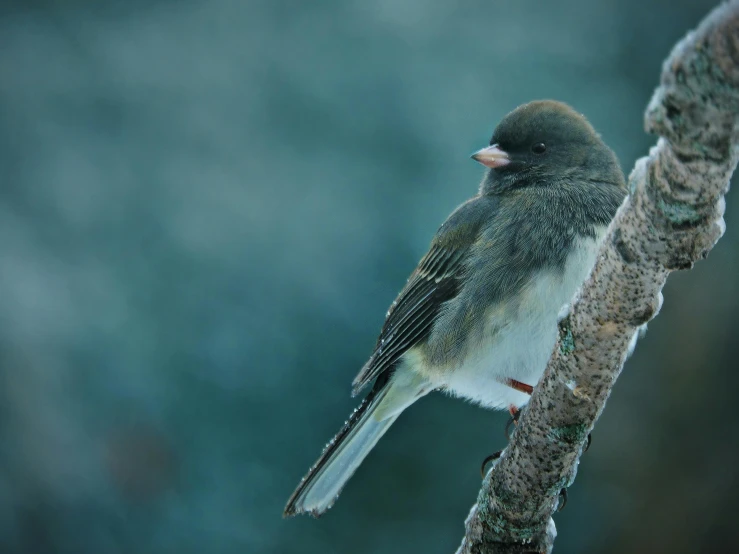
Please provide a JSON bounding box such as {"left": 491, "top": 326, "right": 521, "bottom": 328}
{"left": 1, "top": 1, "right": 737, "bottom": 552}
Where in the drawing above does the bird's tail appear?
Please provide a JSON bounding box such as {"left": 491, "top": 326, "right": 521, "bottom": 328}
{"left": 283, "top": 371, "right": 428, "bottom": 517}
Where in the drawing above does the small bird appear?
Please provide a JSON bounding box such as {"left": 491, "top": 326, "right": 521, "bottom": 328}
{"left": 284, "top": 100, "right": 627, "bottom": 517}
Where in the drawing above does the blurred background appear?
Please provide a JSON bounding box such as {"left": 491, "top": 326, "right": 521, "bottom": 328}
{"left": 0, "top": 0, "right": 737, "bottom": 552}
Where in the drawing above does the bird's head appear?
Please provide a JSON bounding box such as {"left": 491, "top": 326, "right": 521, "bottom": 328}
{"left": 472, "top": 100, "right": 625, "bottom": 194}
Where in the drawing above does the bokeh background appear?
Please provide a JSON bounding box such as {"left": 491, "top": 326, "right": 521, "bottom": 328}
{"left": 1, "top": 0, "right": 737, "bottom": 553}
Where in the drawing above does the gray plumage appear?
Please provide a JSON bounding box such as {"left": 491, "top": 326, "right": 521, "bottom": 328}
{"left": 284, "top": 100, "right": 627, "bottom": 518}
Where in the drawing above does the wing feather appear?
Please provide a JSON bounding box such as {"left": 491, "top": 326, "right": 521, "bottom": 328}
{"left": 351, "top": 196, "right": 496, "bottom": 395}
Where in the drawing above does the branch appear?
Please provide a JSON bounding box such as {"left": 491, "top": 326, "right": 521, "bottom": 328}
{"left": 457, "top": 3, "right": 739, "bottom": 553}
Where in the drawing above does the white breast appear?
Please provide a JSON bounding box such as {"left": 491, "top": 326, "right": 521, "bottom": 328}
{"left": 441, "top": 229, "right": 607, "bottom": 410}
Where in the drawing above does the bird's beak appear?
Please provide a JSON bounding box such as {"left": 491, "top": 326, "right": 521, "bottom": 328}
{"left": 470, "top": 144, "right": 510, "bottom": 168}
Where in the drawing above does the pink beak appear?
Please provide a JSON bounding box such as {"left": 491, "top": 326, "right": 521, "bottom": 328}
{"left": 471, "top": 144, "right": 510, "bottom": 168}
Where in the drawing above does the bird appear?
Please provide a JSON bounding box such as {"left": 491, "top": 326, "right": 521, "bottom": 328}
{"left": 283, "top": 100, "right": 627, "bottom": 518}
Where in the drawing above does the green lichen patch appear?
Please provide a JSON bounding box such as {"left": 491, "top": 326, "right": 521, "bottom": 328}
{"left": 558, "top": 316, "right": 575, "bottom": 355}
{"left": 656, "top": 196, "right": 704, "bottom": 227}
{"left": 547, "top": 423, "right": 589, "bottom": 446}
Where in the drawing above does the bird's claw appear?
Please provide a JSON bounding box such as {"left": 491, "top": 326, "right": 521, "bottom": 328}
{"left": 480, "top": 450, "right": 502, "bottom": 478}
{"left": 552, "top": 434, "right": 588, "bottom": 513}
{"left": 557, "top": 488, "right": 568, "bottom": 512}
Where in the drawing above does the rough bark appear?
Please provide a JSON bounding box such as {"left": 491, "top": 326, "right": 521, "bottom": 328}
{"left": 457, "top": 3, "right": 739, "bottom": 553}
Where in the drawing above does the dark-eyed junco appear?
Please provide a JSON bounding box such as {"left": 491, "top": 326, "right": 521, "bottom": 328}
{"left": 284, "top": 100, "right": 627, "bottom": 517}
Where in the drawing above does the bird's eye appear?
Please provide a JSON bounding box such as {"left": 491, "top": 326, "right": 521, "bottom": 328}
{"left": 531, "top": 142, "right": 547, "bottom": 154}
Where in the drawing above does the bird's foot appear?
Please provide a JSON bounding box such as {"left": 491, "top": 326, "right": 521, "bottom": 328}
{"left": 505, "top": 405, "right": 521, "bottom": 440}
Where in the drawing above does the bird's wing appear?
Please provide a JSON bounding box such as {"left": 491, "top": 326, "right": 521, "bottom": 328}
{"left": 351, "top": 195, "right": 496, "bottom": 395}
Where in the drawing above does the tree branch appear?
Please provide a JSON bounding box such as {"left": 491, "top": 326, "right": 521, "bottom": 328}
{"left": 457, "top": 3, "right": 739, "bottom": 553}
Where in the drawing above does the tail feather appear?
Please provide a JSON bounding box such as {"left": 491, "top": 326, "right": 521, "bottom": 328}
{"left": 284, "top": 371, "right": 428, "bottom": 517}
{"left": 283, "top": 384, "right": 395, "bottom": 517}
